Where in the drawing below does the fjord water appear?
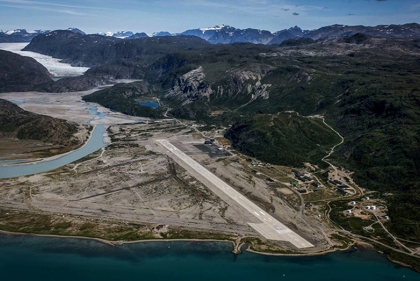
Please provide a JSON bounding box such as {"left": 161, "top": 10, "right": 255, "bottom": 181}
{"left": 0, "top": 234, "right": 417, "bottom": 281}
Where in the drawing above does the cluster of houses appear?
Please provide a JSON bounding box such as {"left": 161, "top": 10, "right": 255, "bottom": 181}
{"left": 292, "top": 169, "right": 312, "bottom": 182}
{"left": 329, "top": 179, "right": 350, "bottom": 190}
{"left": 329, "top": 179, "right": 351, "bottom": 195}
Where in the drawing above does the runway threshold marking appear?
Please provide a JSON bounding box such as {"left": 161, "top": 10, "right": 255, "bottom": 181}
{"left": 156, "top": 139, "right": 313, "bottom": 249}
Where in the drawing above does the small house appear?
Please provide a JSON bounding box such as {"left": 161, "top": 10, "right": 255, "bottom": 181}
{"left": 266, "top": 177, "right": 275, "bottom": 183}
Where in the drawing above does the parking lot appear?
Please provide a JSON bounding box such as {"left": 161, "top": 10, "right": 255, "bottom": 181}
{"left": 194, "top": 143, "right": 232, "bottom": 158}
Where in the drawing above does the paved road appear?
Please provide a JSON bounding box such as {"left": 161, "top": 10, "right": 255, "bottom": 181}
{"left": 157, "top": 139, "right": 313, "bottom": 249}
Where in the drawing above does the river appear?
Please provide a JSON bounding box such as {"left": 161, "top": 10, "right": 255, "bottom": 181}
{"left": 0, "top": 124, "right": 107, "bottom": 179}
{"left": 0, "top": 102, "right": 110, "bottom": 179}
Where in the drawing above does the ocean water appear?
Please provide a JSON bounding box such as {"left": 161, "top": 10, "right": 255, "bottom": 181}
{"left": 0, "top": 234, "right": 418, "bottom": 281}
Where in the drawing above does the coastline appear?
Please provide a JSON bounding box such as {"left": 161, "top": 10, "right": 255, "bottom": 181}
{"left": 0, "top": 229, "right": 339, "bottom": 257}
{"left": 0, "top": 229, "right": 242, "bottom": 254}
{"left": 1, "top": 227, "right": 419, "bottom": 273}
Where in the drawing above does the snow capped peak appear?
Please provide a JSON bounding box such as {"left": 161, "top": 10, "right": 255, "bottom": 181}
{"left": 152, "top": 31, "right": 172, "bottom": 37}
{"left": 199, "top": 24, "right": 229, "bottom": 33}
{"left": 5, "top": 29, "right": 27, "bottom": 35}
{"left": 112, "top": 31, "right": 134, "bottom": 38}
{"left": 67, "top": 28, "right": 85, "bottom": 35}
{"left": 98, "top": 31, "right": 114, "bottom": 37}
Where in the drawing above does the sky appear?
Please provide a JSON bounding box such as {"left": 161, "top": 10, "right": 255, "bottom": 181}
{"left": 0, "top": 0, "right": 419, "bottom": 34}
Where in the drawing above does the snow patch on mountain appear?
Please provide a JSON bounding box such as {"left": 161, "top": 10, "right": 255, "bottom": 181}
{"left": 199, "top": 24, "right": 229, "bottom": 33}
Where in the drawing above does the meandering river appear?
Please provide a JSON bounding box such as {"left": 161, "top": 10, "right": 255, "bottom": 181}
{"left": 0, "top": 125, "right": 107, "bottom": 179}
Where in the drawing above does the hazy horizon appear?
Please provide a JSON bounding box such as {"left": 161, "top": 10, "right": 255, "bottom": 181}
{"left": 0, "top": 0, "right": 419, "bottom": 34}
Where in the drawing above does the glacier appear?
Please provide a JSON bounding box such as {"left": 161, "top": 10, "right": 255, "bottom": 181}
{"left": 0, "top": 43, "right": 89, "bottom": 78}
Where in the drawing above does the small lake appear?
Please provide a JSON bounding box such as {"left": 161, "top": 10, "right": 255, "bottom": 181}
{"left": 0, "top": 234, "right": 418, "bottom": 281}
{"left": 138, "top": 101, "right": 159, "bottom": 109}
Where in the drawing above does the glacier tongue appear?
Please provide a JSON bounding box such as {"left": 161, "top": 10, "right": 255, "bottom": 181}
{"left": 0, "top": 43, "right": 89, "bottom": 78}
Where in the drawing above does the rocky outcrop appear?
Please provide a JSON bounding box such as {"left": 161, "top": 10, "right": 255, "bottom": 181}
{"left": 166, "top": 67, "right": 212, "bottom": 105}
{"left": 224, "top": 69, "right": 271, "bottom": 99}
{"left": 165, "top": 65, "right": 272, "bottom": 109}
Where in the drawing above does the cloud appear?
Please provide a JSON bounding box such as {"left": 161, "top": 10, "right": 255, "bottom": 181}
{"left": 0, "top": 0, "right": 118, "bottom": 13}
{"left": 0, "top": 3, "right": 94, "bottom": 16}
{"left": 178, "top": 0, "right": 324, "bottom": 18}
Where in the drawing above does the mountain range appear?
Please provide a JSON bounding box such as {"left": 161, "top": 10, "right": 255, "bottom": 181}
{"left": 0, "top": 28, "right": 84, "bottom": 43}
{"left": 1, "top": 23, "right": 420, "bottom": 44}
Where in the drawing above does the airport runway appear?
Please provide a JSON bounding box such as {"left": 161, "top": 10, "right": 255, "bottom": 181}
{"left": 157, "top": 139, "right": 313, "bottom": 249}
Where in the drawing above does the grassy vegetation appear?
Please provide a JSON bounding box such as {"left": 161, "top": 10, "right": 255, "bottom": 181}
{"left": 373, "top": 244, "right": 420, "bottom": 272}
{"left": 165, "top": 228, "right": 233, "bottom": 241}
{"left": 0, "top": 208, "right": 152, "bottom": 240}
{"left": 240, "top": 237, "right": 295, "bottom": 254}
{"left": 329, "top": 233, "right": 354, "bottom": 250}
{"left": 0, "top": 208, "right": 236, "bottom": 243}
{"left": 303, "top": 189, "right": 339, "bottom": 202}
